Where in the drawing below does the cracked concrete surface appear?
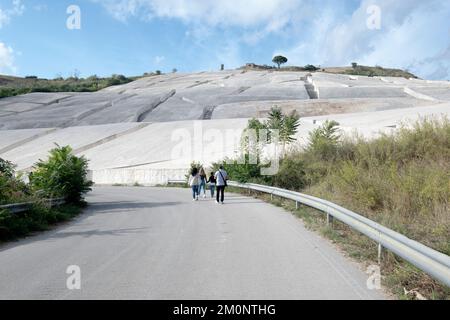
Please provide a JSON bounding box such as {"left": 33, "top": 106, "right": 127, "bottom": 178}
{"left": 1, "top": 70, "right": 449, "bottom": 184}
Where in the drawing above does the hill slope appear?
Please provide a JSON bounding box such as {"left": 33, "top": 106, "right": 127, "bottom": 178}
{"left": 240, "top": 63, "right": 418, "bottom": 79}
{"left": 0, "top": 74, "right": 139, "bottom": 98}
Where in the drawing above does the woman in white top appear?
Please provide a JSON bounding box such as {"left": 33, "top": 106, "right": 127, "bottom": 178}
{"left": 189, "top": 167, "right": 200, "bottom": 201}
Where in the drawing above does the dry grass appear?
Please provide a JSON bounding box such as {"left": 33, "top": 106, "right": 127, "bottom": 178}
{"left": 229, "top": 116, "right": 450, "bottom": 299}
{"left": 228, "top": 187, "right": 450, "bottom": 300}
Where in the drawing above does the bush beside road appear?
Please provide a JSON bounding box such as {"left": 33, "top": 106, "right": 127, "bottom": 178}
{"left": 0, "top": 145, "right": 92, "bottom": 241}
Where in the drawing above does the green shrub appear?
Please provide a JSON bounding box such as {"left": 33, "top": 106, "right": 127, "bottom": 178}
{"left": 0, "top": 158, "right": 15, "bottom": 178}
{"left": 0, "top": 175, "right": 29, "bottom": 205}
{"left": 30, "top": 145, "right": 93, "bottom": 203}
{"left": 304, "top": 64, "right": 319, "bottom": 71}
{"left": 273, "top": 156, "right": 306, "bottom": 190}
{"left": 219, "top": 107, "right": 301, "bottom": 183}
{"left": 307, "top": 120, "right": 341, "bottom": 160}
{"left": 0, "top": 160, "right": 30, "bottom": 205}
{"left": 218, "top": 157, "right": 261, "bottom": 183}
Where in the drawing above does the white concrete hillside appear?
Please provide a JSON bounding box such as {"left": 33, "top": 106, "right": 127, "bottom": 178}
{"left": 1, "top": 71, "right": 449, "bottom": 185}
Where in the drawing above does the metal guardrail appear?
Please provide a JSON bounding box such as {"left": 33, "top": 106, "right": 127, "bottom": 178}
{"left": 167, "top": 179, "right": 187, "bottom": 184}
{"left": 0, "top": 198, "right": 66, "bottom": 214}
{"left": 168, "top": 179, "right": 450, "bottom": 286}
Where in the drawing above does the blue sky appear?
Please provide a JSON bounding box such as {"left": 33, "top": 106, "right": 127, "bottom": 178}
{"left": 0, "top": 0, "right": 449, "bottom": 80}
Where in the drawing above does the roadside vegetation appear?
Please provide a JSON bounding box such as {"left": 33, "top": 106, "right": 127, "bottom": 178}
{"left": 0, "top": 73, "right": 144, "bottom": 98}
{"left": 342, "top": 63, "right": 418, "bottom": 78}
{"left": 215, "top": 106, "right": 300, "bottom": 183}
{"left": 241, "top": 60, "right": 417, "bottom": 79}
{"left": 0, "top": 145, "right": 92, "bottom": 242}
{"left": 216, "top": 109, "right": 449, "bottom": 299}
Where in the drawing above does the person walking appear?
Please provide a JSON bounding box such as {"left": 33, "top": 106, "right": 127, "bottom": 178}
{"left": 207, "top": 172, "right": 216, "bottom": 198}
{"left": 189, "top": 167, "right": 200, "bottom": 201}
{"left": 199, "top": 168, "right": 207, "bottom": 198}
{"left": 214, "top": 165, "right": 228, "bottom": 204}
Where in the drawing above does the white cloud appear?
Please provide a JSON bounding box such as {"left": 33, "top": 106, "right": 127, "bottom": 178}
{"left": 93, "top": 0, "right": 450, "bottom": 80}
{"left": 153, "top": 55, "right": 165, "bottom": 64}
{"left": 92, "top": 0, "right": 309, "bottom": 70}
{"left": 92, "top": 0, "right": 303, "bottom": 30}
{"left": 0, "top": 0, "right": 25, "bottom": 28}
{"left": 215, "top": 41, "right": 241, "bottom": 70}
{"left": 279, "top": 0, "right": 450, "bottom": 79}
{"left": 0, "top": 42, "right": 17, "bottom": 74}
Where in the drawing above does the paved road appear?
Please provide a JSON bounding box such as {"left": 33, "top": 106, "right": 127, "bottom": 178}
{"left": 0, "top": 187, "right": 386, "bottom": 299}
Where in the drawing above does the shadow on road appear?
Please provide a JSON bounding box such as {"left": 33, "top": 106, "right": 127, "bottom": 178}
{"left": 87, "top": 201, "right": 182, "bottom": 212}
{"left": 0, "top": 227, "right": 150, "bottom": 252}
{"left": 45, "top": 227, "right": 149, "bottom": 240}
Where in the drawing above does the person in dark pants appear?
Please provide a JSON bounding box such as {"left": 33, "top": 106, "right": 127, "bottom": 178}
{"left": 207, "top": 172, "right": 216, "bottom": 198}
{"left": 214, "top": 165, "right": 228, "bottom": 204}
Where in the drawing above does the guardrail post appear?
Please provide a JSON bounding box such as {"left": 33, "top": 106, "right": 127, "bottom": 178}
{"left": 378, "top": 242, "right": 383, "bottom": 265}
{"left": 295, "top": 201, "right": 299, "bottom": 209}
{"left": 326, "top": 205, "right": 333, "bottom": 226}
{"left": 326, "top": 213, "right": 333, "bottom": 226}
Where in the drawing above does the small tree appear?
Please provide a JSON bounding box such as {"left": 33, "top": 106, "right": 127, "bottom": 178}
{"left": 30, "top": 145, "right": 93, "bottom": 203}
{"left": 308, "top": 120, "right": 341, "bottom": 160}
{"left": 266, "top": 106, "right": 300, "bottom": 155}
{"left": 272, "top": 55, "right": 288, "bottom": 69}
{"left": 266, "top": 106, "right": 284, "bottom": 131}
{"left": 352, "top": 62, "right": 358, "bottom": 69}
{"left": 281, "top": 111, "right": 301, "bottom": 146}
{"left": 240, "top": 118, "right": 268, "bottom": 164}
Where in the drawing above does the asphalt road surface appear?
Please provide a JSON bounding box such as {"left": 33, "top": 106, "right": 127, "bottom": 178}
{"left": 0, "top": 187, "right": 386, "bottom": 299}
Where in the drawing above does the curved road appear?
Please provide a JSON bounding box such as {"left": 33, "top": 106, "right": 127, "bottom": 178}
{"left": 0, "top": 187, "right": 386, "bottom": 299}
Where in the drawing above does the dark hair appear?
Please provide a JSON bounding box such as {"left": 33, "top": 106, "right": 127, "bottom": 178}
{"left": 219, "top": 165, "right": 224, "bottom": 170}
{"left": 191, "top": 167, "right": 198, "bottom": 176}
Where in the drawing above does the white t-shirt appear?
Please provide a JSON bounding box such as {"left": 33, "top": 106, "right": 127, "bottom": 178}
{"left": 215, "top": 169, "right": 228, "bottom": 186}
{"left": 189, "top": 174, "right": 200, "bottom": 187}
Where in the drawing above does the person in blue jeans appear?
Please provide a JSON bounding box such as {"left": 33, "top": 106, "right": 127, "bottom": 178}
{"left": 198, "top": 168, "right": 207, "bottom": 198}
{"left": 189, "top": 167, "right": 200, "bottom": 201}
{"left": 207, "top": 172, "right": 216, "bottom": 198}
